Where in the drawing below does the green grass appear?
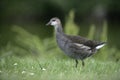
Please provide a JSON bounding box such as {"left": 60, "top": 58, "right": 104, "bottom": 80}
{"left": 0, "top": 10, "right": 120, "bottom": 80}
{"left": 0, "top": 56, "right": 120, "bottom": 80}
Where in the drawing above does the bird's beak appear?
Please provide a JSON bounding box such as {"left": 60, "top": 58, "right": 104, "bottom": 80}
{"left": 46, "top": 21, "right": 51, "bottom": 26}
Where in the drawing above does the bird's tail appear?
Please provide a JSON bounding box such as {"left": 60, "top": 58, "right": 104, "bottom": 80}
{"left": 95, "top": 42, "right": 106, "bottom": 49}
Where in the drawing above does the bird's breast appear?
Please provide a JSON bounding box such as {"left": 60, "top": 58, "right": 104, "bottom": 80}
{"left": 56, "top": 37, "right": 68, "bottom": 50}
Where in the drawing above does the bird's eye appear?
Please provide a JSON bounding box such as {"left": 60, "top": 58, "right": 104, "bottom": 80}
{"left": 52, "top": 20, "right": 56, "bottom": 21}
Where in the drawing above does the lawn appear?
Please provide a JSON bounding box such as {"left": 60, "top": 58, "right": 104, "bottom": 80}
{"left": 0, "top": 11, "right": 120, "bottom": 80}
{"left": 0, "top": 56, "right": 119, "bottom": 80}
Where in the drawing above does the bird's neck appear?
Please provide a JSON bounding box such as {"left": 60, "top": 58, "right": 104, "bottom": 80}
{"left": 54, "top": 24, "right": 64, "bottom": 35}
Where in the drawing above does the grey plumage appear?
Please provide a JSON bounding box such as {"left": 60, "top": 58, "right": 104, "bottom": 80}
{"left": 46, "top": 17, "right": 106, "bottom": 67}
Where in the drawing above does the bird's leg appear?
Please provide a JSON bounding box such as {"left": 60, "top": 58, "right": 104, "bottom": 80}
{"left": 82, "top": 60, "right": 85, "bottom": 66}
{"left": 75, "top": 59, "right": 78, "bottom": 68}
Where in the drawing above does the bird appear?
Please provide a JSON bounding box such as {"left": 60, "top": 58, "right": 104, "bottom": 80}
{"left": 46, "top": 17, "right": 106, "bottom": 67}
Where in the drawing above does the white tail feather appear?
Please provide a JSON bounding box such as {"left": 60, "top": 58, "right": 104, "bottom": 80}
{"left": 96, "top": 44, "right": 106, "bottom": 49}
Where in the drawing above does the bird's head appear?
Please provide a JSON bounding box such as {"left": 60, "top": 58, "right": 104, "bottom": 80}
{"left": 46, "top": 17, "right": 61, "bottom": 26}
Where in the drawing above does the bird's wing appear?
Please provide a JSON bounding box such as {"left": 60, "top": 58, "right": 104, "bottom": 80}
{"left": 68, "top": 42, "right": 93, "bottom": 59}
{"left": 66, "top": 35, "right": 106, "bottom": 49}
{"left": 73, "top": 43, "right": 91, "bottom": 50}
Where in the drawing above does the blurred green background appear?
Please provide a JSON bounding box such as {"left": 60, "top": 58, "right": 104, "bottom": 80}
{"left": 0, "top": 0, "right": 120, "bottom": 60}
{"left": 0, "top": 0, "right": 120, "bottom": 80}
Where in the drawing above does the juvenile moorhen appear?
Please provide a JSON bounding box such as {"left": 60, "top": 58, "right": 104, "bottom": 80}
{"left": 46, "top": 17, "right": 106, "bottom": 67}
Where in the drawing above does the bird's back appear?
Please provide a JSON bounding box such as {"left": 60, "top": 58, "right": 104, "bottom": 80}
{"left": 66, "top": 35, "right": 105, "bottom": 49}
{"left": 56, "top": 34, "right": 105, "bottom": 60}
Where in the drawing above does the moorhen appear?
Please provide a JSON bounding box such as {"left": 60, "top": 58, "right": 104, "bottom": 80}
{"left": 46, "top": 17, "right": 106, "bottom": 67}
